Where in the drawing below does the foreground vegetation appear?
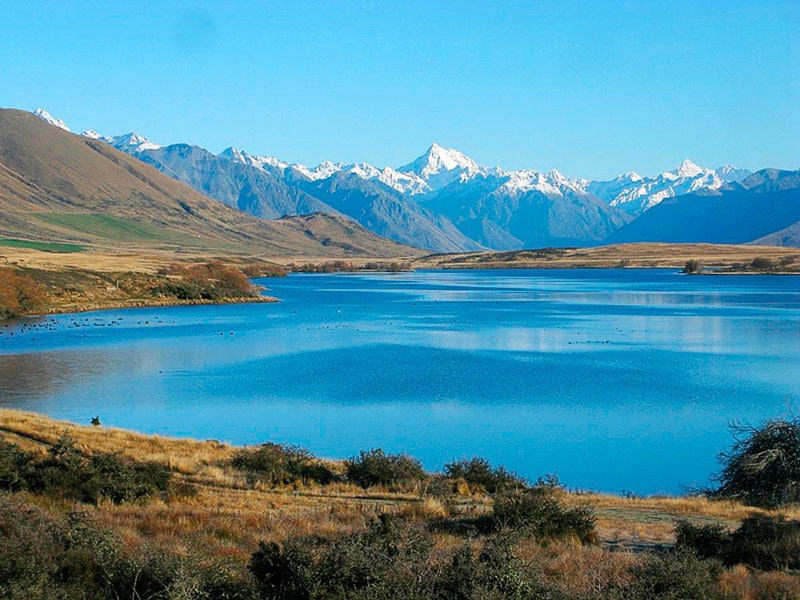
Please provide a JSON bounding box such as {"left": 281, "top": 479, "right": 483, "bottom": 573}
{"left": 0, "top": 410, "right": 798, "bottom": 599}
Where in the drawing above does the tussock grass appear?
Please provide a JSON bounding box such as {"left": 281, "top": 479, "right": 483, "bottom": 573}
{"left": 2, "top": 409, "right": 799, "bottom": 599}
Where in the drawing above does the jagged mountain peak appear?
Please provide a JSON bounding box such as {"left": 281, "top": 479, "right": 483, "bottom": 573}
{"left": 33, "top": 108, "right": 70, "bottom": 132}
{"left": 673, "top": 158, "right": 706, "bottom": 178}
{"left": 398, "top": 143, "right": 485, "bottom": 191}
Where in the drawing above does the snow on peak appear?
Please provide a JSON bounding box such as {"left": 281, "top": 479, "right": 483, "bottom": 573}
{"left": 715, "top": 164, "right": 752, "bottom": 183}
{"left": 107, "top": 132, "right": 161, "bottom": 151}
{"left": 33, "top": 108, "right": 70, "bottom": 132}
{"left": 220, "top": 147, "right": 288, "bottom": 170}
{"left": 291, "top": 160, "right": 346, "bottom": 181}
{"left": 673, "top": 159, "right": 706, "bottom": 178}
{"left": 617, "top": 171, "right": 643, "bottom": 182}
{"left": 398, "top": 143, "right": 486, "bottom": 190}
{"left": 499, "top": 169, "right": 585, "bottom": 196}
{"left": 81, "top": 129, "right": 107, "bottom": 140}
{"left": 402, "top": 143, "right": 481, "bottom": 176}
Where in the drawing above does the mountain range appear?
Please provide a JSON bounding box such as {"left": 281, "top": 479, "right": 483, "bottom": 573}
{"left": 24, "top": 108, "right": 800, "bottom": 250}
{"left": 0, "top": 108, "right": 411, "bottom": 257}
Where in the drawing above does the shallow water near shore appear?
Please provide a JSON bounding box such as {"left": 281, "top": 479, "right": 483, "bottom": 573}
{"left": 1, "top": 268, "right": 798, "bottom": 495}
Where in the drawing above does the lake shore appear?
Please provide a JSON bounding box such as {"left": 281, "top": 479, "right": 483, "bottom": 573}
{"left": 0, "top": 246, "right": 284, "bottom": 320}
{"left": 413, "top": 242, "right": 800, "bottom": 272}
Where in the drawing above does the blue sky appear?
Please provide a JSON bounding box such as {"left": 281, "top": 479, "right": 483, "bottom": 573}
{"left": 2, "top": 0, "right": 798, "bottom": 179}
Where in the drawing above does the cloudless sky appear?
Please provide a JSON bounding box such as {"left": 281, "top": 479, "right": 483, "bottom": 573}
{"left": 1, "top": 0, "right": 798, "bottom": 179}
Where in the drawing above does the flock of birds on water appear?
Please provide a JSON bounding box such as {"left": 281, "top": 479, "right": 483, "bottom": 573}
{"left": 0, "top": 314, "right": 245, "bottom": 343}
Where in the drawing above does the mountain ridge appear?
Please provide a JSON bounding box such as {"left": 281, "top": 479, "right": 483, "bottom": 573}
{"left": 31, "top": 107, "right": 800, "bottom": 250}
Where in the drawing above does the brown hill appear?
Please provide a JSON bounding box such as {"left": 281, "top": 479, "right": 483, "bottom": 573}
{"left": 0, "top": 108, "right": 412, "bottom": 257}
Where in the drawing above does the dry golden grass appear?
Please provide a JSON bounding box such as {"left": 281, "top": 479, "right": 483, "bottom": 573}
{"left": 418, "top": 242, "right": 800, "bottom": 271}
{"left": 3, "top": 408, "right": 798, "bottom": 599}
{"left": 2, "top": 408, "right": 799, "bottom": 557}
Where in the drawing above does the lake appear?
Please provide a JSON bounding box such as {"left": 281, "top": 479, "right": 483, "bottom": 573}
{"left": 1, "top": 269, "right": 798, "bottom": 495}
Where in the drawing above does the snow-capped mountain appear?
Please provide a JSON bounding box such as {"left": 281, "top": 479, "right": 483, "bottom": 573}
{"left": 399, "top": 143, "right": 491, "bottom": 190}
{"left": 219, "top": 147, "right": 289, "bottom": 172}
{"left": 221, "top": 147, "right": 431, "bottom": 196}
{"left": 82, "top": 130, "right": 161, "bottom": 152}
{"left": 33, "top": 108, "right": 70, "bottom": 132}
{"left": 497, "top": 168, "right": 589, "bottom": 197}
{"left": 587, "top": 159, "right": 753, "bottom": 216}
{"left": 30, "top": 107, "right": 779, "bottom": 250}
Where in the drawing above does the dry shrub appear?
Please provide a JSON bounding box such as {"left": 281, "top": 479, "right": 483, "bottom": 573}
{"left": 0, "top": 267, "right": 48, "bottom": 317}
{"left": 712, "top": 418, "right": 800, "bottom": 508}
{"left": 240, "top": 263, "right": 288, "bottom": 278}
{"left": 158, "top": 261, "right": 256, "bottom": 300}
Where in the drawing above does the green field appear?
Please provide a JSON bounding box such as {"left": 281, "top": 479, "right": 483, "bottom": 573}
{"left": 0, "top": 238, "right": 85, "bottom": 253}
{"left": 34, "top": 213, "right": 193, "bottom": 244}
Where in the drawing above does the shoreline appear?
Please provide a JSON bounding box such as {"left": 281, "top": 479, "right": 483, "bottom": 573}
{"left": 35, "top": 293, "right": 279, "bottom": 319}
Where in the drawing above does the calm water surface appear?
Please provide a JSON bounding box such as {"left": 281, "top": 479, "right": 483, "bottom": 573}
{"left": 1, "top": 269, "right": 798, "bottom": 494}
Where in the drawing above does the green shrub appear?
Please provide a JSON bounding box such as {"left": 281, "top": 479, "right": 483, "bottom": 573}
{"left": 443, "top": 457, "right": 527, "bottom": 494}
{"left": 491, "top": 483, "right": 596, "bottom": 542}
{"left": 0, "top": 439, "right": 35, "bottom": 491}
{"left": 0, "top": 434, "right": 171, "bottom": 504}
{"left": 675, "top": 520, "right": 730, "bottom": 560}
{"left": 250, "top": 541, "right": 311, "bottom": 600}
{"left": 712, "top": 417, "right": 800, "bottom": 507}
{"left": 674, "top": 515, "right": 800, "bottom": 572}
{"left": 626, "top": 550, "right": 725, "bottom": 600}
{"left": 726, "top": 516, "right": 800, "bottom": 572}
{"left": 231, "top": 442, "right": 336, "bottom": 486}
{"left": 249, "top": 516, "right": 451, "bottom": 600}
{"left": 344, "top": 448, "right": 426, "bottom": 488}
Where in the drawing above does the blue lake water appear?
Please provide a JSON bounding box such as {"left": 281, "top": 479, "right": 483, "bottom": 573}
{"left": 1, "top": 269, "right": 798, "bottom": 495}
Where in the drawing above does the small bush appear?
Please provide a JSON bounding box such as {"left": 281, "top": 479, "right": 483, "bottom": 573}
{"left": 683, "top": 259, "right": 703, "bottom": 274}
{"left": 345, "top": 448, "right": 426, "bottom": 489}
{"left": 231, "top": 442, "right": 336, "bottom": 486}
{"left": 626, "top": 549, "right": 725, "bottom": 600}
{"left": 712, "top": 417, "right": 800, "bottom": 508}
{"left": 250, "top": 541, "right": 310, "bottom": 600}
{"left": 675, "top": 520, "right": 730, "bottom": 560}
{"left": 750, "top": 257, "right": 775, "bottom": 271}
{"left": 491, "top": 483, "right": 596, "bottom": 542}
{"left": 443, "top": 457, "right": 527, "bottom": 494}
{"left": 0, "top": 439, "right": 35, "bottom": 491}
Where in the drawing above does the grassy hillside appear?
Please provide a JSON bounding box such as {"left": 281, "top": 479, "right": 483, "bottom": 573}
{"left": 0, "top": 108, "right": 414, "bottom": 258}
{"left": 0, "top": 409, "right": 797, "bottom": 599}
